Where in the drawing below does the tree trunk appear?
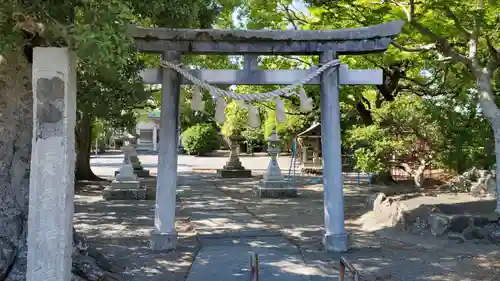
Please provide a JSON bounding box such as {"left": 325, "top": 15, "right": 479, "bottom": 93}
{"left": 0, "top": 52, "right": 123, "bottom": 281}
{"left": 0, "top": 52, "right": 32, "bottom": 281}
{"left": 476, "top": 73, "right": 500, "bottom": 214}
{"left": 400, "top": 160, "right": 427, "bottom": 189}
{"left": 371, "top": 169, "right": 397, "bottom": 185}
{"left": 75, "top": 113, "right": 100, "bottom": 181}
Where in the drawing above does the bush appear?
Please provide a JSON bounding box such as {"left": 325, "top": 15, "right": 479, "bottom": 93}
{"left": 181, "top": 123, "right": 220, "bottom": 155}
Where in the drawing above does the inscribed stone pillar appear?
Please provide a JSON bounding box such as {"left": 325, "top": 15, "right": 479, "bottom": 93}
{"left": 150, "top": 51, "right": 181, "bottom": 250}
{"left": 320, "top": 51, "right": 348, "bottom": 252}
{"left": 27, "top": 47, "right": 76, "bottom": 281}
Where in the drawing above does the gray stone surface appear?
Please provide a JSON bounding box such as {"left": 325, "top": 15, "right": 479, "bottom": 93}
{"left": 217, "top": 168, "right": 252, "bottom": 178}
{"left": 110, "top": 180, "right": 140, "bottom": 190}
{"left": 102, "top": 187, "right": 147, "bottom": 200}
{"left": 179, "top": 181, "right": 339, "bottom": 281}
{"left": 114, "top": 169, "right": 151, "bottom": 177}
{"left": 150, "top": 231, "right": 177, "bottom": 251}
{"left": 428, "top": 213, "right": 451, "bottom": 237}
{"left": 187, "top": 237, "right": 329, "bottom": 281}
{"left": 130, "top": 21, "right": 404, "bottom": 41}
{"left": 323, "top": 233, "right": 349, "bottom": 253}
{"left": 253, "top": 182, "right": 297, "bottom": 198}
{"left": 28, "top": 47, "right": 76, "bottom": 281}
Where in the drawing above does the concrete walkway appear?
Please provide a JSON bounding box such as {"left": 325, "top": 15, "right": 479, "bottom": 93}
{"left": 178, "top": 174, "right": 338, "bottom": 281}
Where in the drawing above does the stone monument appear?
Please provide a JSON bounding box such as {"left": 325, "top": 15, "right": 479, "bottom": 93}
{"left": 253, "top": 130, "right": 297, "bottom": 198}
{"left": 104, "top": 147, "right": 146, "bottom": 200}
{"left": 217, "top": 135, "right": 252, "bottom": 178}
{"left": 114, "top": 136, "right": 150, "bottom": 177}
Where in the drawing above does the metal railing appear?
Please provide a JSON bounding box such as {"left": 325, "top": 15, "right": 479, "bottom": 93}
{"left": 250, "top": 252, "right": 259, "bottom": 281}
{"left": 340, "top": 256, "right": 359, "bottom": 281}
{"left": 248, "top": 253, "right": 359, "bottom": 281}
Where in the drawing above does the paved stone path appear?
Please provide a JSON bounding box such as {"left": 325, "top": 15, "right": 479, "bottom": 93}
{"left": 178, "top": 177, "right": 338, "bottom": 281}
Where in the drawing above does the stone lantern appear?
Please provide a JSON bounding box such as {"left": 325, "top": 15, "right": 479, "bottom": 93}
{"left": 253, "top": 130, "right": 297, "bottom": 198}
{"left": 217, "top": 135, "right": 252, "bottom": 178}
{"left": 103, "top": 144, "right": 146, "bottom": 200}
{"left": 114, "top": 134, "right": 150, "bottom": 177}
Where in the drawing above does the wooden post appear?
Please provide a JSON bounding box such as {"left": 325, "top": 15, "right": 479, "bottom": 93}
{"left": 150, "top": 51, "right": 181, "bottom": 250}
{"left": 320, "top": 51, "right": 348, "bottom": 252}
{"left": 28, "top": 47, "right": 77, "bottom": 281}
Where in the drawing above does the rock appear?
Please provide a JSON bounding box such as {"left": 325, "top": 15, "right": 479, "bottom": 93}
{"left": 485, "top": 224, "right": 500, "bottom": 244}
{"left": 428, "top": 213, "right": 451, "bottom": 237}
{"left": 473, "top": 216, "right": 490, "bottom": 227}
{"left": 372, "top": 193, "right": 386, "bottom": 211}
{"left": 462, "top": 226, "right": 484, "bottom": 240}
{"left": 485, "top": 213, "right": 500, "bottom": 224}
{"left": 463, "top": 167, "right": 478, "bottom": 181}
{"left": 411, "top": 216, "right": 428, "bottom": 234}
{"left": 470, "top": 170, "right": 496, "bottom": 197}
{"left": 487, "top": 177, "right": 497, "bottom": 197}
{"left": 448, "top": 232, "right": 465, "bottom": 243}
{"left": 366, "top": 193, "right": 382, "bottom": 210}
{"left": 449, "top": 216, "right": 469, "bottom": 233}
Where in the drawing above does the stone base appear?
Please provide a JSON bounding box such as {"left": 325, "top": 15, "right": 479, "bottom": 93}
{"left": 323, "top": 232, "right": 349, "bottom": 252}
{"left": 150, "top": 230, "right": 177, "bottom": 251}
{"left": 102, "top": 186, "right": 147, "bottom": 200}
{"left": 217, "top": 168, "right": 252, "bottom": 178}
{"left": 114, "top": 169, "right": 151, "bottom": 177}
{"left": 135, "top": 169, "right": 151, "bottom": 177}
{"left": 111, "top": 180, "right": 140, "bottom": 190}
{"left": 253, "top": 180, "right": 297, "bottom": 198}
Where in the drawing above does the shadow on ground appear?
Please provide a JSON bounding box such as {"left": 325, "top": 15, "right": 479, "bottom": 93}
{"left": 74, "top": 172, "right": 500, "bottom": 281}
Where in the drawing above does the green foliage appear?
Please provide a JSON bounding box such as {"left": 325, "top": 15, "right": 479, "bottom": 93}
{"left": 242, "top": 127, "right": 264, "bottom": 146}
{"left": 347, "top": 94, "right": 442, "bottom": 173}
{"left": 263, "top": 108, "right": 309, "bottom": 146}
{"left": 178, "top": 87, "right": 217, "bottom": 132}
{"left": 182, "top": 123, "right": 221, "bottom": 155}
{"left": 222, "top": 101, "right": 248, "bottom": 137}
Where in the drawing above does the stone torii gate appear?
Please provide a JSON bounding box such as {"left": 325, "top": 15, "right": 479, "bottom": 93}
{"left": 130, "top": 21, "right": 404, "bottom": 252}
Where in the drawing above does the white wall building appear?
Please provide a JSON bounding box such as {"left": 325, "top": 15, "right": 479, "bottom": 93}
{"left": 135, "top": 109, "right": 160, "bottom": 151}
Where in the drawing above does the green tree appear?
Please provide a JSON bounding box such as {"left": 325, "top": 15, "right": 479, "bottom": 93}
{"left": 308, "top": 0, "right": 500, "bottom": 212}
{"left": 221, "top": 100, "right": 248, "bottom": 137}
{"left": 182, "top": 123, "right": 221, "bottom": 155}
{"left": 0, "top": 1, "right": 225, "bottom": 279}
{"left": 347, "top": 94, "right": 443, "bottom": 187}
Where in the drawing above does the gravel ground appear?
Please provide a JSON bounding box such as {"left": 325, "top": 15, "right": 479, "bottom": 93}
{"left": 82, "top": 151, "right": 500, "bottom": 281}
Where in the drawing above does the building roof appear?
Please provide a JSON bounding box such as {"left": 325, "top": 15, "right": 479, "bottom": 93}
{"left": 297, "top": 122, "right": 321, "bottom": 137}
{"left": 148, "top": 109, "right": 161, "bottom": 119}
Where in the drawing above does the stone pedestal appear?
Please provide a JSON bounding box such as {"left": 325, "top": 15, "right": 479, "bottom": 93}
{"left": 104, "top": 159, "right": 146, "bottom": 200}
{"left": 253, "top": 130, "right": 296, "bottom": 198}
{"left": 217, "top": 136, "right": 252, "bottom": 178}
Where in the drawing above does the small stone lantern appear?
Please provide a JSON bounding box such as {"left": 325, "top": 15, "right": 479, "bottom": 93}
{"left": 263, "top": 130, "right": 285, "bottom": 182}
{"left": 253, "top": 129, "right": 297, "bottom": 198}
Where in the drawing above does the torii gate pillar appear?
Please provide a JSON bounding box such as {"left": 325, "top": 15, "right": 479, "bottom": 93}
{"left": 320, "top": 51, "right": 347, "bottom": 251}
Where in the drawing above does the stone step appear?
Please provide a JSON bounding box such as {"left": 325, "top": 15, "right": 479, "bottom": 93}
{"left": 186, "top": 236, "right": 338, "bottom": 281}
